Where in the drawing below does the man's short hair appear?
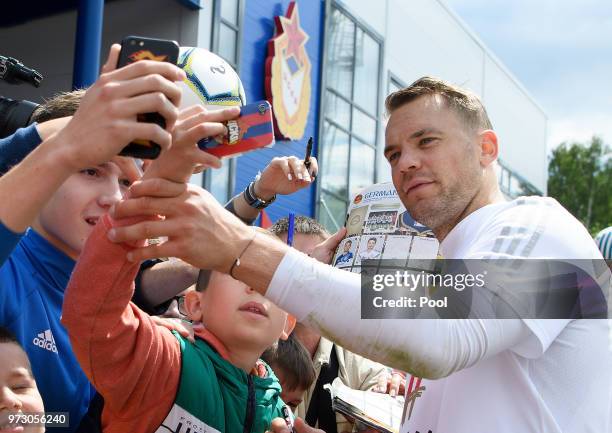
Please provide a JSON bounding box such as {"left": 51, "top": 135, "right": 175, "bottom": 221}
{"left": 269, "top": 215, "right": 330, "bottom": 240}
{"left": 30, "top": 89, "right": 86, "bottom": 123}
{"left": 261, "top": 334, "right": 316, "bottom": 391}
{"left": 385, "top": 76, "right": 493, "bottom": 132}
{"left": 345, "top": 240, "right": 352, "bottom": 246}
{"left": 368, "top": 237, "right": 377, "bottom": 243}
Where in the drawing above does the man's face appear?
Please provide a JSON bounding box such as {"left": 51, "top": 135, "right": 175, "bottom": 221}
{"left": 33, "top": 159, "right": 134, "bottom": 259}
{"left": 384, "top": 95, "right": 482, "bottom": 231}
{"left": 194, "top": 272, "right": 290, "bottom": 352}
{"left": 367, "top": 239, "right": 376, "bottom": 250}
{"left": 344, "top": 241, "right": 352, "bottom": 253}
{"left": 0, "top": 343, "right": 44, "bottom": 433}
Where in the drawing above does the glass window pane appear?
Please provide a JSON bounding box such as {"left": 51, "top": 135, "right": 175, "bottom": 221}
{"left": 209, "top": 159, "right": 230, "bottom": 203}
{"left": 319, "top": 190, "right": 347, "bottom": 232}
{"left": 321, "top": 121, "right": 349, "bottom": 199}
{"left": 218, "top": 24, "right": 237, "bottom": 65}
{"left": 509, "top": 174, "right": 522, "bottom": 198}
{"left": 349, "top": 139, "right": 375, "bottom": 198}
{"left": 325, "top": 91, "right": 351, "bottom": 127}
{"left": 352, "top": 107, "right": 377, "bottom": 143}
{"left": 220, "top": 0, "right": 239, "bottom": 25}
{"left": 353, "top": 29, "right": 380, "bottom": 114}
{"left": 326, "top": 9, "right": 354, "bottom": 97}
{"left": 388, "top": 77, "right": 404, "bottom": 96}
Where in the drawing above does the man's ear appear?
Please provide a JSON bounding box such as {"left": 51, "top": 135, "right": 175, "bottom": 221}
{"left": 184, "top": 290, "right": 204, "bottom": 322}
{"left": 478, "top": 129, "right": 499, "bottom": 167}
{"left": 279, "top": 314, "right": 297, "bottom": 340}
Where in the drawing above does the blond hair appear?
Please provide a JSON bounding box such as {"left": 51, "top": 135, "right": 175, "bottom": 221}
{"left": 31, "top": 89, "right": 86, "bottom": 123}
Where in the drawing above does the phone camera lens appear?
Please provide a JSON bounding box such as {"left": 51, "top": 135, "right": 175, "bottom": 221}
{"left": 130, "top": 40, "right": 136, "bottom": 45}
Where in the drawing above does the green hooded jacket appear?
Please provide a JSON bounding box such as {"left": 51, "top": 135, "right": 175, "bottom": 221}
{"left": 155, "top": 332, "right": 286, "bottom": 433}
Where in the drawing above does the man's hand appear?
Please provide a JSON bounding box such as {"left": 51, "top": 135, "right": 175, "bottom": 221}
{"left": 143, "top": 105, "right": 240, "bottom": 183}
{"left": 55, "top": 43, "right": 185, "bottom": 171}
{"left": 108, "top": 179, "right": 251, "bottom": 270}
{"left": 310, "top": 227, "right": 346, "bottom": 264}
{"left": 373, "top": 369, "right": 406, "bottom": 397}
{"left": 150, "top": 316, "right": 195, "bottom": 343}
{"left": 254, "top": 156, "right": 319, "bottom": 200}
{"left": 267, "top": 417, "right": 325, "bottom": 433}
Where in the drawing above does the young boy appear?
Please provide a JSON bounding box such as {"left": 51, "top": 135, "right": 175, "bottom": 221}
{"left": 0, "top": 102, "right": 141, "bottom": 431}
{"left": 62, "top": 220, "right": 296, "bottom": 432}
{"left": 261, "top": 334, "right": 316, "bottom": 410}
{"left": 0, "top": 326, "right": 45, "bottom": 433}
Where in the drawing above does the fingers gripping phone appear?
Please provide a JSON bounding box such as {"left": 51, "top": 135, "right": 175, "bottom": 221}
{"left": 198, "top": 100, "right": 275, "bottom": 158}
{"left": 116, "top": 36, "right": 179, "bottom": 159}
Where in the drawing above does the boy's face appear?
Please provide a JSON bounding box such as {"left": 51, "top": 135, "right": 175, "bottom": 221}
{"left": 280, "top": 386, "right": 306, "bottom": 411}
{"left": 367, "top": 239, "right": 376, "bottom": 250}
{"left": 0, "top": 343, "right": 44, "bottom": 433}
{"left": 187, "top": 272, "right": 294, "bottom": 352}
{"left": 274, "top": 368, "right": 306, "bottom": 410}
{"left": 32, "top": 158, "right": 135, "bottom": 259}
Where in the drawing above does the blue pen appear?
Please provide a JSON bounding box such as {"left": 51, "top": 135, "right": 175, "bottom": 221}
{"left": 287, "top": 212, "right": 295, "bottom": 247}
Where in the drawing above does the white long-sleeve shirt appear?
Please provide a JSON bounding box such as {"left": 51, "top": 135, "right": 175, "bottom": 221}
{"left": 266, "top": 197, "right": 611, "bottom": 433}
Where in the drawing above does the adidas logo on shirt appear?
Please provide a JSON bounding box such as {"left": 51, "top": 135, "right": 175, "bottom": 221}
{"left": 33, "top": 329, "right": 58, "bottom": 354}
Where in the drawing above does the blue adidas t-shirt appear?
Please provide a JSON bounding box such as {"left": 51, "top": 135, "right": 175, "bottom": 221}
{"left": 0, "top": 229, "right": 95, "bottom": 432}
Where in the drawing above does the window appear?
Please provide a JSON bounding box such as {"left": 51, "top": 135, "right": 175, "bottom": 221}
{"left": 318, "top": 3, "right": 383, "bottom": 230}
{"left": 205, "top": 0, "right": 244, "bottom": 203}
{"left": 388, "top": 73, "right": 405, "bottom": 97}
{"left": 213, "top": 0, "right": 242, "bottom": 69}
{"left": 497, "top": 160, "right": 542, "bottom": 198}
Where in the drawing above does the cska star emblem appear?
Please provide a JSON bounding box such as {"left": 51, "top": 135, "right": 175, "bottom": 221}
{"left": 265, "top": 1, "right": 311, "bottom": 140}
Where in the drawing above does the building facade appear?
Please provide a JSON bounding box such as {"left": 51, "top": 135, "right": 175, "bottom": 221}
{"left": 0, "top": 0, "right": 547, "bottom": 230}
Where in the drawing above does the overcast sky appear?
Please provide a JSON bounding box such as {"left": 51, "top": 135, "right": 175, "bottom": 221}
{"left": 444, "top": 0, "right": 612, "bottom": 152}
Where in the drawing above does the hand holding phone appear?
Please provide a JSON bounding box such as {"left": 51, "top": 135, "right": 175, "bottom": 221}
{"left": 197, "top": 100, "right": 275, "bottom": 158}
{"left": 116, "top": 36, "right": 180, "bottom": 159}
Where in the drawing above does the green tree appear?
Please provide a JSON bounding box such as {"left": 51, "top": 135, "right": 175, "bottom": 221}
{"left": 548, "top": 136, "right": 611, "bottom": 235}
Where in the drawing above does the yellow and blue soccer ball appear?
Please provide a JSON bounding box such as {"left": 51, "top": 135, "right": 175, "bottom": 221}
{"left": 178, "top": 47, "right": 247, "bottom": 110}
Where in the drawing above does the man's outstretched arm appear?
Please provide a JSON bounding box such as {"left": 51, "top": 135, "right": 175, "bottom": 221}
{"left": 109, "top": 181, "right": 532, "bottom": 379}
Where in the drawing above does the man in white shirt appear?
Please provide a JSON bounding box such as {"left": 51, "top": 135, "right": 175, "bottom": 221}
{"left": 110, "top": 76, "right": 611, "bottom": 433}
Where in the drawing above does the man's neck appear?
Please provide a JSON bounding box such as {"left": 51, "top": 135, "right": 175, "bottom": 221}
{"left": 434, "top": 185, "right": 505, "bottom": 242}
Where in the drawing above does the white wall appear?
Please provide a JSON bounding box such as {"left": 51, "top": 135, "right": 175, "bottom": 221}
{"left": 338, "top": 0, "right": 548, "bottom": 194}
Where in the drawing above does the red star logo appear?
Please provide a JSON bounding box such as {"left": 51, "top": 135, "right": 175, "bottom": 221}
{"left": 278, "top": 3, "right": 308, "bottom": 61}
